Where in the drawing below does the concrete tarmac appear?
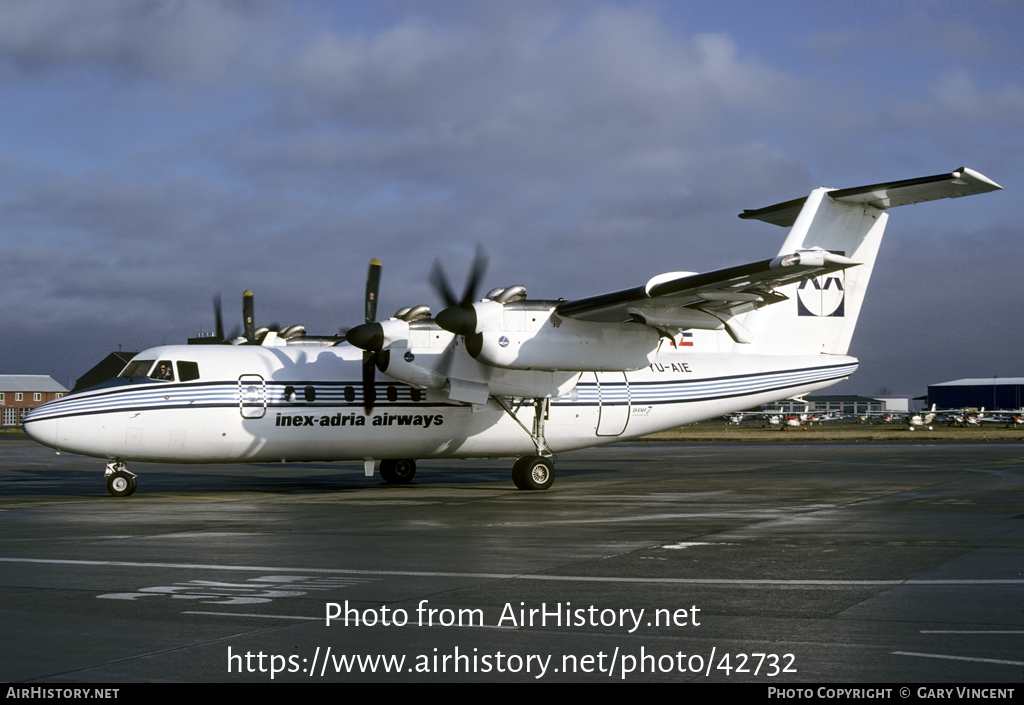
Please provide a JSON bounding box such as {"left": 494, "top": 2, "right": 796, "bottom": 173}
{"left": 1, "top": 438, "right": 1021, "bottom": 683}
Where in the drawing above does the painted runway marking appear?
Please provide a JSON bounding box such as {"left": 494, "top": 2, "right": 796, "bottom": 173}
{"left": 4, "top": 557, "right": 1024, "bottom": 586}
{"left": 893, "top": 651, "right": 1024, "bottom": 667}
{"left": 661, "top": 542, "right": 711, "bottom": 549}
{"left": 96, "top": 574, "right": 377, "bottom": 605}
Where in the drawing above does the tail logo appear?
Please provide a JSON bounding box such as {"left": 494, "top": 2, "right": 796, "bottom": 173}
{"left": 797, "top": 274, "right": 845, "bottom": 317}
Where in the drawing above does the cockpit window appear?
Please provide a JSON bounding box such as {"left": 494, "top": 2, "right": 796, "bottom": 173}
{"left": 177, "top": 361, "right": 200, "bottom": 382}
{"left": 150, "top": 361, "right": 175, "bottom": 381}
{"left": 120, "top": 359, "right": 155, "bottom": 379}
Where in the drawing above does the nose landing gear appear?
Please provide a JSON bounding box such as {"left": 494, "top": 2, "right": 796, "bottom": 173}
{"left": 104, "top": 461, "right": 137, "bottom": 497}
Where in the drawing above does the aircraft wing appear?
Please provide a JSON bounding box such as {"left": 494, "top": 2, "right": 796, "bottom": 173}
{"left": 556, "top": 249, "right": 857, "bottom": 325}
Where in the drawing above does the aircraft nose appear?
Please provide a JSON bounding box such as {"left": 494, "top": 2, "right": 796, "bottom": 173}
{"left": 23, "top": 413, "right": 58, "bottom": 449}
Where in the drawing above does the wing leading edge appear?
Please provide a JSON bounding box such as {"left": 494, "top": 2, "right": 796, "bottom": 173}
{"left": 556, "top": 249, "right": 857, "bottom": 326}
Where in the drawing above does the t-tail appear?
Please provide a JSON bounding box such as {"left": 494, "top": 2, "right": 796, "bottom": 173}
{"left": 739, "top": 167, "right": 1001, "bottom": 356}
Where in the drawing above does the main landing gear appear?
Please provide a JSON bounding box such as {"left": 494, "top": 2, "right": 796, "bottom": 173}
{"left": 379, "top": 459, "right": 417, "bottom": 485}
{"left": 511, "top": 455, "right": 555, "bottom": 491}
{"left": 104, "top": 460, "right": 137, "bottom": 497}
{"left": 492, "top": 396, "right": 557, "bottom": 491}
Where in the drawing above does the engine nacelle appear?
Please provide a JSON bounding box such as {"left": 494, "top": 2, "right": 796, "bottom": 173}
{"left": 377, "top": 347, "right": 447, "bottom": 390}
{"left": 472, "top": 308, "right": 660, "bottom": 371}
{"left": 381, "top": 343, "right": 579, "bottom": 400}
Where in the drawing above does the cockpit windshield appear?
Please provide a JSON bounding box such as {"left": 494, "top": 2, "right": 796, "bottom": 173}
{"left": 118, "top": 359, "right": 200, "bottom": 382}
{"left": 119, "top": 359, "right": 155, "bottom": 379}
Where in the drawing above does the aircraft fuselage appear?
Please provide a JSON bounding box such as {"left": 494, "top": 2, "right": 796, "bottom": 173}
{"left": 25, "top": 342, "right": 856, "bottom": 464}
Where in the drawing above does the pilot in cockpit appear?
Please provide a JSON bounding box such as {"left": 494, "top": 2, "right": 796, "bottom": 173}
{"left": 152, "top": 362, "right": 174, "bottom": 381}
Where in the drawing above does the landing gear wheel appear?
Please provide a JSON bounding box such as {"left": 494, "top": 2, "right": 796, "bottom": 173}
{"left": 511, "top": 455, "right": 555, "bottom": 491}
{"left": 107, "top": 470, "right": 137, "bottom": 497}
{"left": 379, "top": 459, "right": 417, "bottom": 485}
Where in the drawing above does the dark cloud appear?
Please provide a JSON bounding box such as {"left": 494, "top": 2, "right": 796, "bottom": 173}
{"left": 0, "top": 0, "right": 287, "bottom": 82}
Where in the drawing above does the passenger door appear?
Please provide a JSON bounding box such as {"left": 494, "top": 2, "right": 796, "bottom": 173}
{"left": 238, "top": 374, "right": 266, "bottom": 419}
{"left": 594, "top": 372, "right": 630, "bottom": 436}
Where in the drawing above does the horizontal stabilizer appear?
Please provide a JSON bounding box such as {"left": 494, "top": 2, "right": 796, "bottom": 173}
{"left": 740, "top": 167, "right": 1001, "bottom": 227}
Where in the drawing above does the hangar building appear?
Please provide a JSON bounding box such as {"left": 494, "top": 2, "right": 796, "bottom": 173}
{"left": 0, "top": 376, "right": 68, "bottom": 426}
{"left": 928, "top": 377, "right": 1024, "bottom": 410}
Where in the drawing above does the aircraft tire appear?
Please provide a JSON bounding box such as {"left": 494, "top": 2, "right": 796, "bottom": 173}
{"left": 379, "top": 459, "right": 416, "bottom": 485}
{"left": 511, "top": 457, "right": 530, "bottom": 490}
{"left": 107, "top": 471, "right": 136, "bottom": 498}
{"left": 512, "top": 456, "right": 554, "bottom": 491}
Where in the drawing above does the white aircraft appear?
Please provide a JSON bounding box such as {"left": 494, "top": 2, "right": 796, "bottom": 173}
{"left": 907, "top": 405, "right": 939, "bottom": 431}
{"left": 24, "top": 168, "right": 1001, "bottom": 496}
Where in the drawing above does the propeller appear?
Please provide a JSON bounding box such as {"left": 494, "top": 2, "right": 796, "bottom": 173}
{"left": 432, "top": 244, "right": 489, "bottom": 341}
{"left": 347, "top": 248, "right": 488, "bottom": 409}
{"left": 346, "top": 259, "right": 383, "bottom": 413}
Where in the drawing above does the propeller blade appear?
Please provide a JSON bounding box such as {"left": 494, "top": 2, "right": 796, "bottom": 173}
{"left": 429, "top": 260, "right": 458, "bottom": 309}
{"left": 243, "top": 290, "right": 256, "bottom": 344}
{"left": 357, "top": 258, "right": 383, "bottom": 413}
{"left": 460, "top": 243, "right": 489, "bottom": 306}
{"left": 365, "top": 258, "right": 381, "bottom": 325}
{"left": 213, "top": 294, "right": 225, "bottom": 342}
{"left": 362, "top": 352, "right": 377, "bottom": 414}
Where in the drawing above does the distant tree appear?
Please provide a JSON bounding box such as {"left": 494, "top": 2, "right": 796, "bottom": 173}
{"left": 875, "top": 386, "right": 893, "bottom": 395}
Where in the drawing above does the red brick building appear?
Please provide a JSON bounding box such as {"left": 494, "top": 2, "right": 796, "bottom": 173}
{"left": 0, "top": 376, "right": 68, "bottom": 427}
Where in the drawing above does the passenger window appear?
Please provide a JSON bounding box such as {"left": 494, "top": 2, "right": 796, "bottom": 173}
{"left": 150, "top": 360, "right": 175, "bottom": 381}
{"left": 120, "top": 360, "right": 155, "bottom": 378}
{"left": 177, "top": 361, "right": 200, "bottom": 382}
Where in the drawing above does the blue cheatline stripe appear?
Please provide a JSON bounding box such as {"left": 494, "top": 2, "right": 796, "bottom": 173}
{"left": 26, "top": 362, "right": 856, "bottom": 422}
{"left": 24, "top": 380, "right": 458, "bottom": 423}
{"left": 562, "top": 362, "right": 857, "bottom": 406}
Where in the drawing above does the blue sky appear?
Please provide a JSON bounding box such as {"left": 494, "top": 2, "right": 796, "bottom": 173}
{"left": 1, "top": 0, "right": 1020, "bottom": 396}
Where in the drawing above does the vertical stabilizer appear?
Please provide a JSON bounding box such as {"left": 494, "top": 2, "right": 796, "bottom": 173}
{"left": 744, "top": 190, "right": 887, "bottom": 356}
{"left": 739, "top": 168, "right": 1001, "bottom": 357}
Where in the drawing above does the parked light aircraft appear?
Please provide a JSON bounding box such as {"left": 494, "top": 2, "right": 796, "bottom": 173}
{"left": 949, "top": 408, "right": 987, "bottom": 427}
{"left": 984, "top": 411, "right": 1024, "bottom": 428}
{"left": 24, "top": 168, "right": 1001, "bottom": 496}
{"left": 859, "top": 404, "right": 939, "bottom": 430}
{"left": 727, "top": 410, "right": 843, "bottom": 428}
